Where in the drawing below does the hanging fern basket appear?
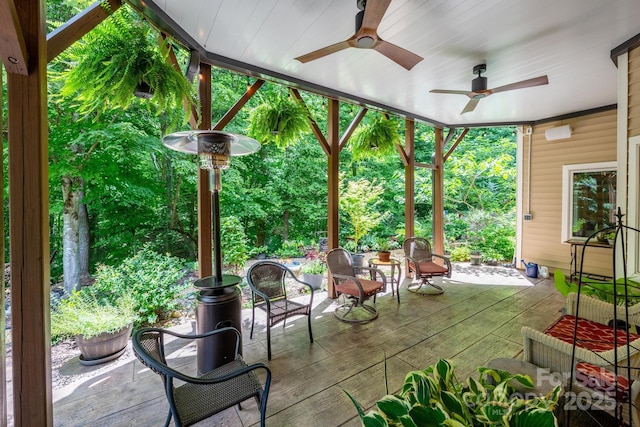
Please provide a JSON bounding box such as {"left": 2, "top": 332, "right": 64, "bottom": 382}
{"left": 248, "top": 95, "right": 308, "bottom": 148}
{"left": 350, "top": 116, "right": 402, "bottom": 160}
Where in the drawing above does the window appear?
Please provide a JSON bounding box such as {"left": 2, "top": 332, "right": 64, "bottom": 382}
{"left": 561, "top": 162, "right": 617, "bottom": 242}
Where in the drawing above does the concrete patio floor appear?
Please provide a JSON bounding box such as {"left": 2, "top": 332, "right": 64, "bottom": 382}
{"left": 46, "top": 262, "right": 573, "bottom": 426}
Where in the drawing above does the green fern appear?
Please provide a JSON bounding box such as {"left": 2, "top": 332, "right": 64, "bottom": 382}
{"left": 248, "top": 93, "right": 308, "bottom": 148}
{"left": 59, "top": 6, "right": 196, "bottom": 129}
{"left": 350, "top": 115, "right": 403, "bottom": 161}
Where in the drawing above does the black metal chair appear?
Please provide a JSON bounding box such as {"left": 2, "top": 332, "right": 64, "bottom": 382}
{"left": 132, "top": 326, "right": 271, "bottom": 427}
{"left": 403, "top": 237, "right": 451, "bottom": 294}
{"left": 247, "top": 261, "right": 314, "bottom": 360}
{"left": 326, "top": 247, "right": 387, "bottom": 323}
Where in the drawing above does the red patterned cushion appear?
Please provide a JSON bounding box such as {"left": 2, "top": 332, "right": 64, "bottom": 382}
{"left": 409, "top": 261, "right": 448, "bottom": 275}
{"left": 336, "top": 278, "right": 383, "bottom": 297}
{"left": 545, "top": 315, "right": 640, "bottom": 352}
{"left": 575, "top": 362, "right": 633, "bottom": 401}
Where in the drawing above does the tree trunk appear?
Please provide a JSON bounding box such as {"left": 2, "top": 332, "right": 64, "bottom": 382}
{"left": 62, "top": 177, "right": 89, "bottom": 293}
{"left": 77, "top": 189, "right": 90, "bottom": 284}
{"left": 283, "top": 209, "right": 289, "bottom": 241}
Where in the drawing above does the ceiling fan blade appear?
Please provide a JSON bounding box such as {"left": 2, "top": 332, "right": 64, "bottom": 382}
{"left": 374, "top": 40, "right": 423, "bottom": 70}
{"left": 295, "top": 40, "right": 353, "bottom": 63}
{"left": 361, "top": 0, "right": 392, "bottom": 30}
{"left": 490, "top": 75, "right": 549, "bottom": 94}
{"left": 430, "top": 89, "right": 470, "bottom": 96}
{"left": 461, "top": 99, "right": 480, "bottom": 114}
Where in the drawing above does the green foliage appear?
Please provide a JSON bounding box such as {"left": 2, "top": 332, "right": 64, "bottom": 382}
{"left": 220, "top": 216, "right": 249, "bottom": 274}
{"left": 301, "top": 259, "right": 326, "bottom": 274}
{"left": 345, "top": 359, "right": 560, "bottom": 427}
{"left": 275, "top": 240, "right": 305, "bottom": 258}
{"left": 350, "top": 116, "right": 402, "bottom": 161}
{"left": 449, "top": 246, "right": 471, "bottom": 262}
{"left": 51, "top": 288, "right": 135, "bottom": 343}
{"left": 340, "top": 178, "right": 389, "bottom": 251}
{"left": 554, "top": 269, "right": 640, "bottom": 305}
{"left": 59, "top": 6, "right": 195, "bottom": 127}
{"left": 248, "top": 90, "right": 309, "bottom": 148}
{"left": 90, "top": 246, "right": 189, "bottom": 326}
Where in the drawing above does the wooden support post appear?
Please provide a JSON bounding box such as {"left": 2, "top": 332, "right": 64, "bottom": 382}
{"left": 7, "top": 0, "right": 52, "bottom": 424}
{"left": 433, "top": 127, "right": 445, "bottom": 255}
{"left": 404, "top": 119, "right": 415, "bottom": 241}
{"left": 327, "top": 99, "right": 340, "bottom": 298}
{"left": 197, "top": 64, "right": 213, "bottom": 278}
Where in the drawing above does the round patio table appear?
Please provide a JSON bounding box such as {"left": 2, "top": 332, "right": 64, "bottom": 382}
{"left": 368, "top": 257, "right": 401, "bottom": 303}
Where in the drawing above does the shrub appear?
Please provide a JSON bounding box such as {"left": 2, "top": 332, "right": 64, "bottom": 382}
{"left": 90, "top": 246, "right": 189, "bottom": 326}
{"left": 275, "top": 240, "right": 304, "bottom": 258}
{"left": 449, "top": 246, "right": 471, "bottom": 262}
{"left": 220, "top": 216, "right": 249, "bottom": 273}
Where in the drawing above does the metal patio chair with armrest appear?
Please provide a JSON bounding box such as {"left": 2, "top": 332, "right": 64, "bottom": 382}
{"left": 132, "top": 326, "right": 271, "bottom": 427}
{"left": 403, "top": 237, "right": 452, "bottom": 294}
{"left": 247, "top": 260, "right": 314, "bottom": 360}
{"left": 326, "top": 247, "right": 388, "bottom": 323}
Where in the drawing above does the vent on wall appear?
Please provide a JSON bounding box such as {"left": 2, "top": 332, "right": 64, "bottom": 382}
{"left": 545, "top": 124, "right": 572, "bottom": 141}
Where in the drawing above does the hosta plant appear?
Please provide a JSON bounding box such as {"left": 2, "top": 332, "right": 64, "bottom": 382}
{"left": 345, "top": 358, "right": 561, "bottom": 427}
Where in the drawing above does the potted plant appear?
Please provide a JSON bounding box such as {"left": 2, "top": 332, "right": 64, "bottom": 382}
{"left": 344, "top": 358, "right": 561, "bottom": 426}
{"left": 301, "top": 248, "right": 326, "bottom": 290}
{"left": 350, "top": 115, "right": 402, "bottom": 160}
{"left": 248, "top": 90, "right": 308, "bottom": 148}
{"left": 60, "top": 6, "right": 196, "bottom": 124}
{"left": 374, "top": 237, "right": 398, "bottom": 262}
{"left": 51, "top": 287, "right": 136, "bottom": 365}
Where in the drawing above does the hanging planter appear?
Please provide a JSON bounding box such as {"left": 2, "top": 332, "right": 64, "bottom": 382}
{"left": 60, "top": 6, "right": 196, "bottom": 126}
{"left": 350, "top": 116, "right": 402, "bottom": 160}
{"left": 248, "top": 93, "right": 308, "bottom": 148}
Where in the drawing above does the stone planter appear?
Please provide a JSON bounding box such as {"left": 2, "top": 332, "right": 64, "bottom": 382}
{"left": 470, "top": 254, "right": 482, "bottom": 266}
{"left": 302, "top": 273, "right": 324, "bottom": 290}
{"left": 76, "top": 324, "right": 133, "bottom": 365}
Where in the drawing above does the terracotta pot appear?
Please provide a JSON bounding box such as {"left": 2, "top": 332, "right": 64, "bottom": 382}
{"left": 378, "top": 251, "right": 391, "bottom": 262}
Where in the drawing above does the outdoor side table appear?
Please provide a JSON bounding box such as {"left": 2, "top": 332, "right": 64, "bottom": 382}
{"left": 368, "top": 257, "right": 401, "bottom": 303}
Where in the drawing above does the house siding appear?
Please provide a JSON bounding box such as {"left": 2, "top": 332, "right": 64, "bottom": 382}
{"left": 522, "top": 110, "right": 617, "bottom": 277}
{"left": 630, "top": 46, "right": 640, "bottom": 137}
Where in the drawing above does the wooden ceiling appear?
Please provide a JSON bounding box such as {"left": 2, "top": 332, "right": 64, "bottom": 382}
{"left": 129, "top": 0, "right": 640, "bottom": 127}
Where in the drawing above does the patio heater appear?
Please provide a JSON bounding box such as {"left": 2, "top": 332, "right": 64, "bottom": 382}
{"left": 163, "top": 130, "right": 260, "bottom": 373}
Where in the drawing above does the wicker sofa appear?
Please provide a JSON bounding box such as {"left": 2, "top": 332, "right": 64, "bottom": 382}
{"left": 522, "top": 293, "right": 640, "bottom": 425}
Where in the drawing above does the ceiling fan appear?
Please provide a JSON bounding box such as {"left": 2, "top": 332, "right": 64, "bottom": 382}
{"left": 295, "top": 0, "right": 423, "bottom": 71}
{"left": 430, "top": 64, "right": 549, "bottom": 114}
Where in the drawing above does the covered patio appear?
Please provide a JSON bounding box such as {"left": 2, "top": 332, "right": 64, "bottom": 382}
{"left": 2, "top": 0, "right": 640, "bottom": 425}
{"left": 49, "top": 264, "right": 562, "bottom": 426}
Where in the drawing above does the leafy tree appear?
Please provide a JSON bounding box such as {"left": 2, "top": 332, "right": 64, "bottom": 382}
{"left": 339, "top": 178, "right": 388, "bottom": 251}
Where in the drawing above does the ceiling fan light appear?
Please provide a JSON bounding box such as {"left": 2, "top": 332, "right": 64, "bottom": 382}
{"left": 357, "top": 36, "right": 375, "bottom": 48}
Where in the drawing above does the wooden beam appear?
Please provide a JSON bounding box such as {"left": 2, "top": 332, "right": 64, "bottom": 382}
{"left": 444, "top": 128, "right": 469, "bottom": 162}
{"left": 432, "top": 127, "right": 445, "bottom": 255}
{"left": 339, "top": 107, "right": 367, "bottom": 151}
{"left": 290, "top": 88, "right": 329, "bottom": 155}
{"left": 415, "top": 162, "right": 436, "bottom": 169}
{"left": 46, "top": 0, "right": 121, "bottom": 63}
{"left": 214, "top": 79, "right": 264, "bottom": 130}
{"left": 197, "top": 63, "right": 212, "bottom": 278}
{"left": 327, "top": 99, "right": 340, "bottom": 299}
{"left": 404, "top": 119, "right": 415, "bottom": 242}
{"left": 8, "top": 0, "right": 52, "bottom": 424}
{"left": 0, "top": 0, "right": 28, "bottom": 74}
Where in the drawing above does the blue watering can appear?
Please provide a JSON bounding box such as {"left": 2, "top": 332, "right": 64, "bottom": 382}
{"left": 521, "top": 260, "right": 538, "bottom": 278}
